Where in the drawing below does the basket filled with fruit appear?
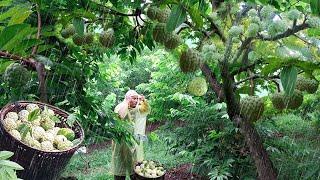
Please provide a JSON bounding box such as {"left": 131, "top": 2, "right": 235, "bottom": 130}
{"left": 0, "top": 101, "right": 84, "bottom": 180}
{"left": 134, "top": 160, "right": 166, "bottom": 180}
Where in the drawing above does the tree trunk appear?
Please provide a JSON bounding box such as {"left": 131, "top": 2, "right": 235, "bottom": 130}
{"left": 36, "top": 62, "right": 47, "bottom": 103}
{"left": 219, "top": 63, "right": 278, "bottom": 180}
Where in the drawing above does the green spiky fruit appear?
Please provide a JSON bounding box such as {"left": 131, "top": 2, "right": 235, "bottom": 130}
{"left": 147, "top": 6, "right": 170, "bottom": 23}
{"left": 146, "top": 6, "right": 159, "bottom": 20}
{"left": 179, "top": 48, "right": 201, "bottom": 73}
{"left": 164, "top": 33, "right": 181, "bottom": 49}
{"left": 187, "top": 77, "right": 208, "bottom": 96}
{"left": 152, "top": 23, "right": 169, "bottom": 43}
{"left": 240, "top": 96, "right": 264, "bottom": 123}
{"left": 3, "top": 63, "right": 31, "bottom": 88}
{"left": 57, "top": 128, "right": 75, "bottom": 141}
{"left": 61, "top": 25, "right": 76, "bottom": 38}
{"left": 295, "top": 76, "right": 319, "bottom": 94}
{"left": 284, "top": 90, "right": 303, "bottom": 109}
{"left": 72, "top": 34, "right": 85, "bottom": 46}
{"left": 270, "top": 92, "right": 286, "bottom": 110}
{"left": 99, "top": 29, "right": 115, "bottom": 48}
{"left": 84, "top": 33, "right": 94, "bottom": 44}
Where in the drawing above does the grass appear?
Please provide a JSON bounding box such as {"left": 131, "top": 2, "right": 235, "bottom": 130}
{"left": 257, "top": 113, "right": 320, "bottom": 180}
{"left": 63, "top": 113, "right": 320, "bottom": 180}
{"left": 62, "top": 129, "right": 194, "bottom": 180}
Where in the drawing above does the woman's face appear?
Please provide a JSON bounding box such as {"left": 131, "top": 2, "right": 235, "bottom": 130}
{"left": 128, "top": 95, "right": 139, "bottom": 108}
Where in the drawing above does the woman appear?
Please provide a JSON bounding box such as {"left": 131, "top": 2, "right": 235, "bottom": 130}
{"left": 112, "top": 90, "right": 150, "bottom": 180}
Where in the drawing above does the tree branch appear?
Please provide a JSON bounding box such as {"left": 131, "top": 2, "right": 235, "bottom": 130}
{"left": 257, "top": 22, "right": 309, "bottom": 41}
{"left": 31, "top": 4, "right": 41, "bottom": 55}
{"left": 235, "top": 74, "right": 280, "bottom": 85}
{"left": 231, "top": 37, "right": 254, "bottom": 64}
{"left": 230, "top": 59, "right": 263, "bottom": 76}
{"left": 200, "top": 63, "right": 224, "bottom": 102}
{"left": 0, "top": 51, "right": 37, "bottom": 70}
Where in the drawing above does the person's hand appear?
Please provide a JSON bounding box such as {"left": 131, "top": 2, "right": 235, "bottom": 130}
{"left": 139, "top": 95, "right": 145, "bottom": 101}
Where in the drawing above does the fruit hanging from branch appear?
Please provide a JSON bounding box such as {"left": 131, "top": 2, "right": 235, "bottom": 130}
{"left": 240, "top": 96, "right": 265, "bottom": 123}
{"left": 179, "top": 48, "right": 202, "bottom": 73}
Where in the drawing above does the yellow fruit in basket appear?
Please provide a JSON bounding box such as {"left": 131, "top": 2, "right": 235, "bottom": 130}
{"left": 6, "top": 112, "right": 18, "bottom": 121}
{"left": 32, "top": 126, "right": 46, "bottom": 141}
{"left": 47, "top": 127, "right": 60, "bottom": 136}
{"left": 41, "top": 141, "right": 54, "bottom": 151}
{"left": 9, "top": 129, "right": 21, "bottom": 140}
{"left": 2, "top": 118, "right": 17, "bottom": 131}
{"left": 54, "top": 135, "right": 68, "bottom": 146}
{"left": 41, "top": 118, "right": 55, "bottom": 131}
{"left": 43, "top": 132, "right": 55, "bottom": 143}
{"left": 26, "top": 104, "right": 40, "bottom": 112}
{"left": 57, "top": 140, "right": 73, "bottom": 150}
{"left": 18, "top": 110, "right": 29, "bottom": 121}
{"left": 33, "top": 139, "right": 41, "bottom": 149}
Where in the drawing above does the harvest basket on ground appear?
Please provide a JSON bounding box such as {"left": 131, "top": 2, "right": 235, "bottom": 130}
{"left": 0, "top": 101, "right": 84, "bottom": 180}
{"left": 134, "top": 160, "right": 166, "bottom": 180}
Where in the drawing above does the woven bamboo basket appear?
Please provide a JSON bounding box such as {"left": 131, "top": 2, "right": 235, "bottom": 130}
{"left": 134, "top": 161, "right": 166, "bottom": 180}
{"left": 0, "top": 101, "right": 85, "bottom": 180}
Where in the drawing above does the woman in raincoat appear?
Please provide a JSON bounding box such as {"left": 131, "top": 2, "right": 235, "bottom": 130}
{"left": 112, "top": 90, "right": 150, "bottom": 180}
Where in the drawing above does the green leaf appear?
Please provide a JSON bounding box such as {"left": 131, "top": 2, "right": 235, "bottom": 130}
{"left": 166, "top": 4, "right": 187, "bottom": 32}
{"left": 0, "top": 160, "right": 24, "bottom": 170}
{"left": 0, "top": 24, "right": 35, "bottom": 52}
{"left": 0, "top": 0, "right": 12, "bottom": 7}
{"left": 4, "top": 167, "right": 17, "bottom": 179}
{"left": 8, "top": 5, "right": 32, "bottom": 25}
{"left": 27, "top": 109, "right": 40, "bottom": 122}
{"left": 66, "top": 114, "right": 76, "bottom": 127}
{"left": 0, "top": 60, "right": 12, "bottom": 74}
{"left": 0, "top": 151, "right": 13, "bottom": 160}
{"left": 280, "top": 66, "right": 298, "bottom": 96}
{"left": 310, "top": 0, "right": 320, "bottom": 16}
{"left": 72, "top": 17, "right": 84, "bottom": 35}
{"left": 17, "top": 124, "right": 30, "bottom": 139}
{"left": 13, "top": 39, "right": 42, "bottom": 55}
{"left": 188, "top": 4, "right": 203, "bottom": 28}
{"left": 51, "top": 115, "right": 61, "bottom": 123}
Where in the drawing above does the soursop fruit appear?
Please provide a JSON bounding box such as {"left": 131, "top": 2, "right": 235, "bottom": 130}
{"left": 99, "top": 28, "right": 115, "bottom": 48}
{"left": 179, "top": 48, "right": 202, "bottom": 73}
{"left": 26, "top": 104, "right": 39, "bottom": 113}
{"left": 18, "top": 110, "right": 29, "bottom": 121}
{"left": 6, "top": 112, "right": 18, "bottom": 121}
{"left": 84, "top": 33, "right": 94, "bottom": 44}
{"left": 164, "top": 33, "right": 181, "bottom": 49}
{"left": 53, "top": 135, "right": 68, "bottom": 146}
{"left": 187, "top": 77, "right": 208, "bottom": 96}
{"left": 42, "top": 132, "right": 55, "bottom": 143}
{"left": 32, "top": 126, "right": 46, "bottom": 141}
{"left": 61, "top": 25, "right": 76, "bottom": 38}
{"left": 2, "top": 118, "right": 17, "bottom": 131}
{"left": 40, "top": 117, "right": 55, "bottom": 131}
{"left": 152, "top": 23, "right": 169, "bottom": 43}
{"left": 9, "top": 129, "right": 21, "bottom": 140}
{"left": 284, "top": 90, "right": 303, "bottom": 109}
{"left": 270, "top": 92, "right": 286, "bottom": 110}
{"left": 3, "top": 63, "right": 31, "bottom": 88}
{"left": 147, "top": 6, "right": 170, "bottom": 23}
{"left": 240, "top": 96, "right": 264, "bottom": 122}
{"left": 41, "top": 141, "right": 54, "bottom": 151}
{"left": 72, "top": 34, "right": 85, "bottom": 46}
{"left": 57, "top": 140, "right": 73, "bottom": 150}
{"left": 295, "top": 76, "right": 319, "bottom": 94}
